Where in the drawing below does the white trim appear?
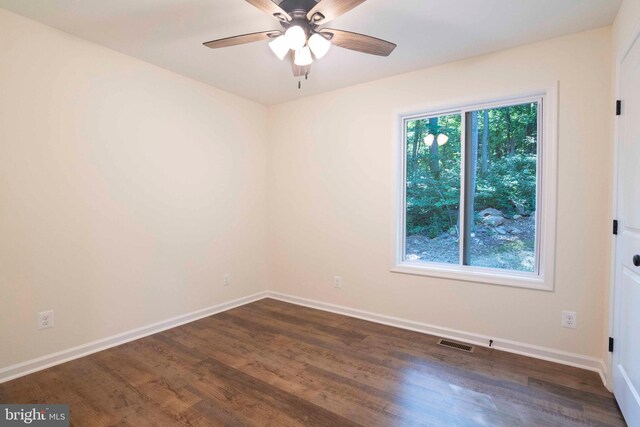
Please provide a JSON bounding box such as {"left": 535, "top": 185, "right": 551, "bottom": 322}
{"left": 617, "top": 18, "right": 640, "bottom": 66}
{"left": 392, "top": 85, "right": 558, "bottom": 291}
{"left": 0, "top": 289, "right": 608, "bottom": 390}
{"left": 266, "top": 291, "right": 607, "bottom": 387}
{"left": 390, "top": 263, "right": 549, "bottom": 290}
{"left": 0, "top": 291, "right": 269, "bottom": 384}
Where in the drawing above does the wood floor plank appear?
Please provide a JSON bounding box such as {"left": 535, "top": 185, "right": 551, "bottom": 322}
{"left": 0, "top": 298, "right": 626, "bottom": 426}
{"left": 221, "top": 307, "right": 586, "bottom": 419}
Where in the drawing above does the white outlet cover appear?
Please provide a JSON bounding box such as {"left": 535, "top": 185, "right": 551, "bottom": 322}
{"left": 562, "top": 311, "right": 577, "bottom": 329}
{"left": 334, "top": 276, "right": 342, "bottom": 288}
{"left": 223, "top": 273, "right": 231, "bottom": 286}
{"left": 38, "top": 310, "right": 54, "bottom": 330}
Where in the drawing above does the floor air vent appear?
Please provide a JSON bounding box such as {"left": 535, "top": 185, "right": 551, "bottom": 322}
{"left": 437, "top": 339, "right": 475, "bottom": 353}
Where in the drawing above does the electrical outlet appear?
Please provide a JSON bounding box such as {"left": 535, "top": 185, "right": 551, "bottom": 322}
{"left": 334, "top": 276, "right": 342, "bottom": 289}
{"left": 223, "top": 273, "right": 231, "bottom": 287}
{"left": 38, "top": 310, "right": 54, "bottom": 330}
{"left": 562, "top": 311, "right": 577, "bottom": 329}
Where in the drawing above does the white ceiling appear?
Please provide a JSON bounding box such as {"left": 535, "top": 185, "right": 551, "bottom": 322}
{"left": 0, "top": 0, "right": 621, "bottom": 105}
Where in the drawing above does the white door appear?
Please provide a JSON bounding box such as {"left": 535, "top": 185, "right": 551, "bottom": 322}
{"left": 613, "top": 31, "right": 640, "bottom": 427}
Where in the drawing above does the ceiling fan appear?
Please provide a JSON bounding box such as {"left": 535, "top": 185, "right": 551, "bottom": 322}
{"left": 203, "top": 0, "right": 396, "bottom": 81}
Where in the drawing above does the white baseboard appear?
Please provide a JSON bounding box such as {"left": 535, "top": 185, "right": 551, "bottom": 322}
{"left": 266, "top": 291, "right": 609, "bottom": 389}
{"left": 0, "top": 291, "right": 269, "bottom": 384}
{"left": 1, "top": 289, "right": 609, "bottom": 391}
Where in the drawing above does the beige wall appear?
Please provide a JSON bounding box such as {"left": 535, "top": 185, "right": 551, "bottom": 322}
{"left": 0, "top": 6, "right": 620, "bottom": 374}
{"left": 0, "top": 9, "right": 269, "bottom": 369}
{"left": 268, "top": 28, "right": 613, "bottom": 360}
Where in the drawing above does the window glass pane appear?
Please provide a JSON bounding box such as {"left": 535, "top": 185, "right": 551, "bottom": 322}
{"left": 466, "top": 102, "right": 538, "bottom": 272}
{"left": 405, "top": 113, "right": 462, "bottom": 264}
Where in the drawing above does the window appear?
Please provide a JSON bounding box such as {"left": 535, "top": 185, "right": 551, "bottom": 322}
{"left": 393, "top": 92, "right": 557, "bottom": 290}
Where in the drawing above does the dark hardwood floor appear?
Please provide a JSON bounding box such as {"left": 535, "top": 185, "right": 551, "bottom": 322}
{"left": 0, "top": 298, "right": 626, "bottom": 426}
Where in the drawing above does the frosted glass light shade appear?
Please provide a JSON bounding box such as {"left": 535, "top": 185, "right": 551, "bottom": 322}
{"left": 308, "top": 33, "right": 331, "bottom": 59}
{"left": 437, "top": 133, "right": 449, "bottom": 146}
{"left": 424, "top": 134, "right": 435, "bottom": 147}
{"left": 269, "top": 35, "right": 289, "bottom": 60}
{"left": 294, "top": 46, "right": 313, "bottom": 66}
{"left": 285, "top": 25, "right": 306, "bottom": 50}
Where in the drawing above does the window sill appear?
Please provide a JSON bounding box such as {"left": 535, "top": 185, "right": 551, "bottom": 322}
{"left": 391, "top": 262, "right": 553, "bottom": 291}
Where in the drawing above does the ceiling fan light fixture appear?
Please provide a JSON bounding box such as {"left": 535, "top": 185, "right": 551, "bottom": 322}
{"left": 294, "top": 46, "right": 313, "bottom": 66}
{"left": 268, "top": 35, "right": 289, "bottom": 60}
{"left": 437, "top": 133, "right": 449, "bottom": 146}
{"left": 424, "top": 134, "right": 435, "bottom": 147}
{"left": 308, "top": 33, "right": 331, "bottom": 59}
{"left": 285, "top": 25, "right": 307, "bottom": 50}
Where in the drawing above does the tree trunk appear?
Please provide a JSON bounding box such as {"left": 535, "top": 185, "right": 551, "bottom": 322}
{"left": 506, "top": 108, "right": 515, "bottom": 156}
{"left": 481, "top": 110, "right": 489, "bottom": 175}
{"left": 411, "top": 121, "right": 423, "bottom": 179}
{"left": 429, "top": 116, "right": 440, "bottom": 176}
{"left": 469, "top": 112, "right": 479, "bottom": 230}
{"left": 526, "top": 103, "right": 537, "bottom": 154}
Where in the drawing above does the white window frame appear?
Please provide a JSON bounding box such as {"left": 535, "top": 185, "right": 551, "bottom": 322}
{"left": 391, "top": 86, "right": 558, "bottom": 291}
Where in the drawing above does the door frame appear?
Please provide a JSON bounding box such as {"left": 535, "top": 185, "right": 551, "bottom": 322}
{"left": 608, "top": 18, "right": 640, "bottom": 393}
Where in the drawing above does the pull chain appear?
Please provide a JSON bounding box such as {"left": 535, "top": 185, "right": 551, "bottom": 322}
{"left": 297, "top": 73, "right": 309, "bottom": 90}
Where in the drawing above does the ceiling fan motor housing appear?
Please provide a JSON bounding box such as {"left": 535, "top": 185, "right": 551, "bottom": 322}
{"left": 278, "top": 0, "right": 318, "bottom": 15}
{"left": 279, "top": 0, "right": 324, "bottom": 31}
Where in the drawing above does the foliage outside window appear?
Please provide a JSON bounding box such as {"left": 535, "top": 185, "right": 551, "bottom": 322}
{"left": 401, "top": 98, "right": 541, "bottom": 275}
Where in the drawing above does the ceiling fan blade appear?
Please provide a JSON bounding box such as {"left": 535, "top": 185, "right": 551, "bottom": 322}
{"left": 203, "top": 31, "right": 279, "bottom": 49}
{"left": 307, "top": 0, "right": 367, "bottom": 24}
{"left": 321, "top": 29, "right": 396, "bottom": 56}
{"left": 290, "top": 53, "right": 311, "bottom": 77}
{"left": 245, "top": 0, "right": 291, "bottom": 21}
